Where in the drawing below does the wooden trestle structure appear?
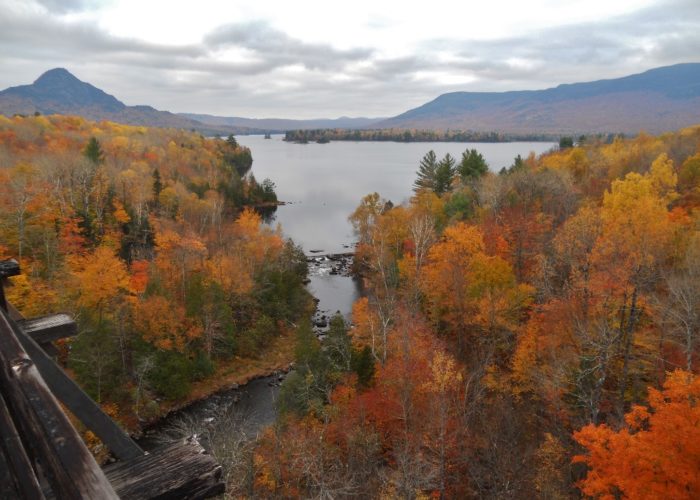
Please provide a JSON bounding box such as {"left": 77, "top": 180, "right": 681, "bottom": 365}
{"left": 0, "top": 259, "right": 224, "bottom": 499}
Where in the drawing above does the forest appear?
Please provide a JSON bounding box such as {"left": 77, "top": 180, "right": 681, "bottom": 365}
{"left": 1, "top": 114, "right": 700, "bottom": 498}
{"left": 284, "top": 128, "right": 562, "bottom": 144}
{"left": 0, "top": 114, "right": 309, "bottom": 432}
{"left": 250, "top": 127, "right": 700, "bottom": 498}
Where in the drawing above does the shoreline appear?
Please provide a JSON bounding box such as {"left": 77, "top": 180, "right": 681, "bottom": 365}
{"left": 135, "top": 252, "right": 358, "bottom": 438}
{"left": 132, "top": 325, "right": 298, "bottom": 437}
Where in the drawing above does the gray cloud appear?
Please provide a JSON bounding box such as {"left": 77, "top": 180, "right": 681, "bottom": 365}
{"left": 204, "top": 21, "right": 374, "bottom": 71}
{"left": 0, "top": 0, "right": 699, "bottom": 118}
{"left": 35, "top": 0, "right": 96, "bottom": 13}
{"left": 417, "top": 0, "right": 700, "bottom": 91}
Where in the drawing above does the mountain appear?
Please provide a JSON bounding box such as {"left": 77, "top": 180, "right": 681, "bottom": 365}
{"left": 376, "top": 63, "right": 700, "bottom": 134}
{"left": 0, "top": 68, "right": 251, "bottom": 134}
{"left": 180, "top": 113, "right": 384, "bottom": 132}
{"left": 6, "top": 64, "right": 700, "bottom": 137}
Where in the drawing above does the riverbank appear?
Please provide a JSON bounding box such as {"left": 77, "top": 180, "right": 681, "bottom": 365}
{"left": 131, "top": 325, "right": 296, "bottom": 437}
{"left": 130, "top": 252, "right": 359, "bottom": 448}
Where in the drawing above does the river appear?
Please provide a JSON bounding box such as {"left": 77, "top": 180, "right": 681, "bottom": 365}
{"left": 142, "top": 137, "right": 556, "bottom": 445}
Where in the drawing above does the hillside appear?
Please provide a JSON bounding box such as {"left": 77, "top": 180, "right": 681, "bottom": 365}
{"left": 0, "top": 68, "right": 252, "bottom": 135}
{"left": 377, "top": 63, "right": 700, "bottom": 134}
{"left": 0, "top": 113, "right": 310, "bottom": 431}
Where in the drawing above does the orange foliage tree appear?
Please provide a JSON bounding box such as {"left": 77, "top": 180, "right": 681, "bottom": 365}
{"left": 421, "top": 222, "right": 532, "bottom": 356}
{"left": 574, "top": 370, "right": 700, "bottom": 500}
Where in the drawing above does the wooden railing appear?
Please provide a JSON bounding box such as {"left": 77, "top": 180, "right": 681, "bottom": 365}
{"left": 0, "top": 259, "right": 224, "bottom": 499}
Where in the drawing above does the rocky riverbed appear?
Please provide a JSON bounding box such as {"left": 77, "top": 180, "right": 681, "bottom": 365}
{"left": 137, "top": 371, "right": 289, "bottom": 451}
{"left": 307, "top": 252, "right": 356, "bottom": 338}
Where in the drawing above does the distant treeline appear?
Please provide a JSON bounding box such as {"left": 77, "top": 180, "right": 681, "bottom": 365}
{"left": 284, "top": 128, "right": 563, "bottom": 143}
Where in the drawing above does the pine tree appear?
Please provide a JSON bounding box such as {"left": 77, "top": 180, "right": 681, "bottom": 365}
{"left": 326, "top": 313, "right": 352, "bottom": 371}
{"left": 457, "top": 148, "right": 488, "bottom": 181}
{"left": 351, "top": 345, "right": 375, "bottom": 388}
{"left": 83, "top": 137, "right": 104, "bottom": 164}
{"left": 434, "top": 153, "right": 456, "bottom": 195}
{"left": 413, "top": 150, "right": 438, "bottom": 193}
{"left": 152, "top": 168, "right": 163, "bottom": 204}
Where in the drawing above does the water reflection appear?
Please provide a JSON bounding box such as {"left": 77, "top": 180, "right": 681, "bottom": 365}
{"left": 253, "top": 205, "right": 277, "bottom": 225}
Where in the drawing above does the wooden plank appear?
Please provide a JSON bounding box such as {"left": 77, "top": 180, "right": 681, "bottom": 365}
{"left": 104, "top": 436, "right": 225, "bottom": 500}
{"left": 6, "top": 299, "right": 23, "bottom": 321}
{"left": 0, "top": 310, "right": 118, "bottom": 499}
{"left": 18, "top": 314, "right": 77, "bottom": 343}
{"left": 0, "top": 450, "right": 22, "bottom": 499}
{"left": 0, "top": 259, "right": 20, "bottom": 312}
{"left": 0, "top": 259, "right": 20, "bottom": 278}
{"left": 12, "top": 320, "right": 145, "bottom": 461}
{"left": 40, "top": 341, "right": 60, "bottom": 358}
{"left": 0, "top": 391, "right": 44, "bottom": 499}
{"left": 0, "top": 446, "right": 23, "bottom": 499}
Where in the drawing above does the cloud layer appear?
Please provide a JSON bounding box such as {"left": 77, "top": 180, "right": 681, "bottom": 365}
{"left": 1, "top": 0, "right": 699, "bottom": 118}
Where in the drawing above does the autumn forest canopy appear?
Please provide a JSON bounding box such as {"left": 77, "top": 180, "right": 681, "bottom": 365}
{"left": 260, "top": 126, "right": 700, "bottom": 498}
{"left": 1, "top": 113, "right": 700, "bottom": 498}
{"left": 0, "top": 114, "right": 305, "bottom": 409}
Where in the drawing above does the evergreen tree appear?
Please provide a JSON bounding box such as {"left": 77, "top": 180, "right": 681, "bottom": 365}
{"left": 457, "top": 148, "right": 488, "bottom": 181}
{"left": 559, "top": 136, "right": 574, "bottom": 149}
{"left": 83, "top": 136, "right": 104, "bottom": 164}
{"left": 152, "top": 168, "right": 163, "bottom": 204}
{"left": 326, "top": 313, "right": 352, "bottom": 371}
{"left": 279, "top": 320, "right": 332, "bottom": 415}
{"left": 499, "top": 154, "right": 526, "bottom": 176}
{"left": 261, "top": 178, "right": 277, "bottom": 203}
{"left": 351, "top": 345, "right": 375, "bottom": 388}
{"left": 511, "top": 154, "right": 525, "bottom": 171}
{"left": 413, "top": 150, "right": 438, "bottom": 193}
{"left": 226, "top": 134, "right": 238, "bottom": 148}
{"left": 434, "top": 153, "right": 456, "bottom": 196}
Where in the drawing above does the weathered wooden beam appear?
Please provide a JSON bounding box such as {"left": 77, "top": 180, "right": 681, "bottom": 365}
{"left": 13, "top": 321, "right": 145, "bottom": 461}
{"left": 0, "top": 391, "right": 44, "bottom": 499}
{"left": 0, "top": 447, "right": 23, "bottom": 499}
{"left": 18, "top": 313, "right": 77, "bottom": 343}
{"left": 0, "top": 259, "right": 20, "bottom": 311}
{"left": 0, "top": 310, "right": 118, "bottom": 499}
{"left": 104, "top": 436, "right": 225, "bottom": 499}
{"left": 39, "top": 341, "right": 60, "bottom": 358}
{"left": 5, "top": 299, "right": 23, "bottom": 321}
{"left": 0, "top": 259, "right": 20, "bottom": 278}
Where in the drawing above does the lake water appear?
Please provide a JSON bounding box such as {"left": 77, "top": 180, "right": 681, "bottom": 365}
{"left": 238, "top": 136, "right": 556, "bottom": 256}
{"left": 237, "top": 136, "right": 555, "bottom": 320}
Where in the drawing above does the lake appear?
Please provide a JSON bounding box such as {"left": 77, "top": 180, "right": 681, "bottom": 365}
{"left": 237, "top": 136, "right": 556, "bottom": 319}
{"left": 238, "top": 135, "right": 556, "bottom": 255}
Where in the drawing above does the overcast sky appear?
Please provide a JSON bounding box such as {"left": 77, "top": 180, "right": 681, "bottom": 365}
{"left": 1, "top": 0, "right": 698, "bottom": 119}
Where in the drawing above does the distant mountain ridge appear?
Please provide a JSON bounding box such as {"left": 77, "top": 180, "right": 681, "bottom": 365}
{"left": 3, "top": 64, "right": 700, "bottom": 136}
{"left": 0, "top": 68, "right": 252, "bottom": 134}
{"left": 0, "top": 69, "right": 382, "bottom": 134}
{"left": 375, "top": 63, "right": 700, "bottom": 134}
{"left": 180, "top": 113, "right": 384, "bottom": 132}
